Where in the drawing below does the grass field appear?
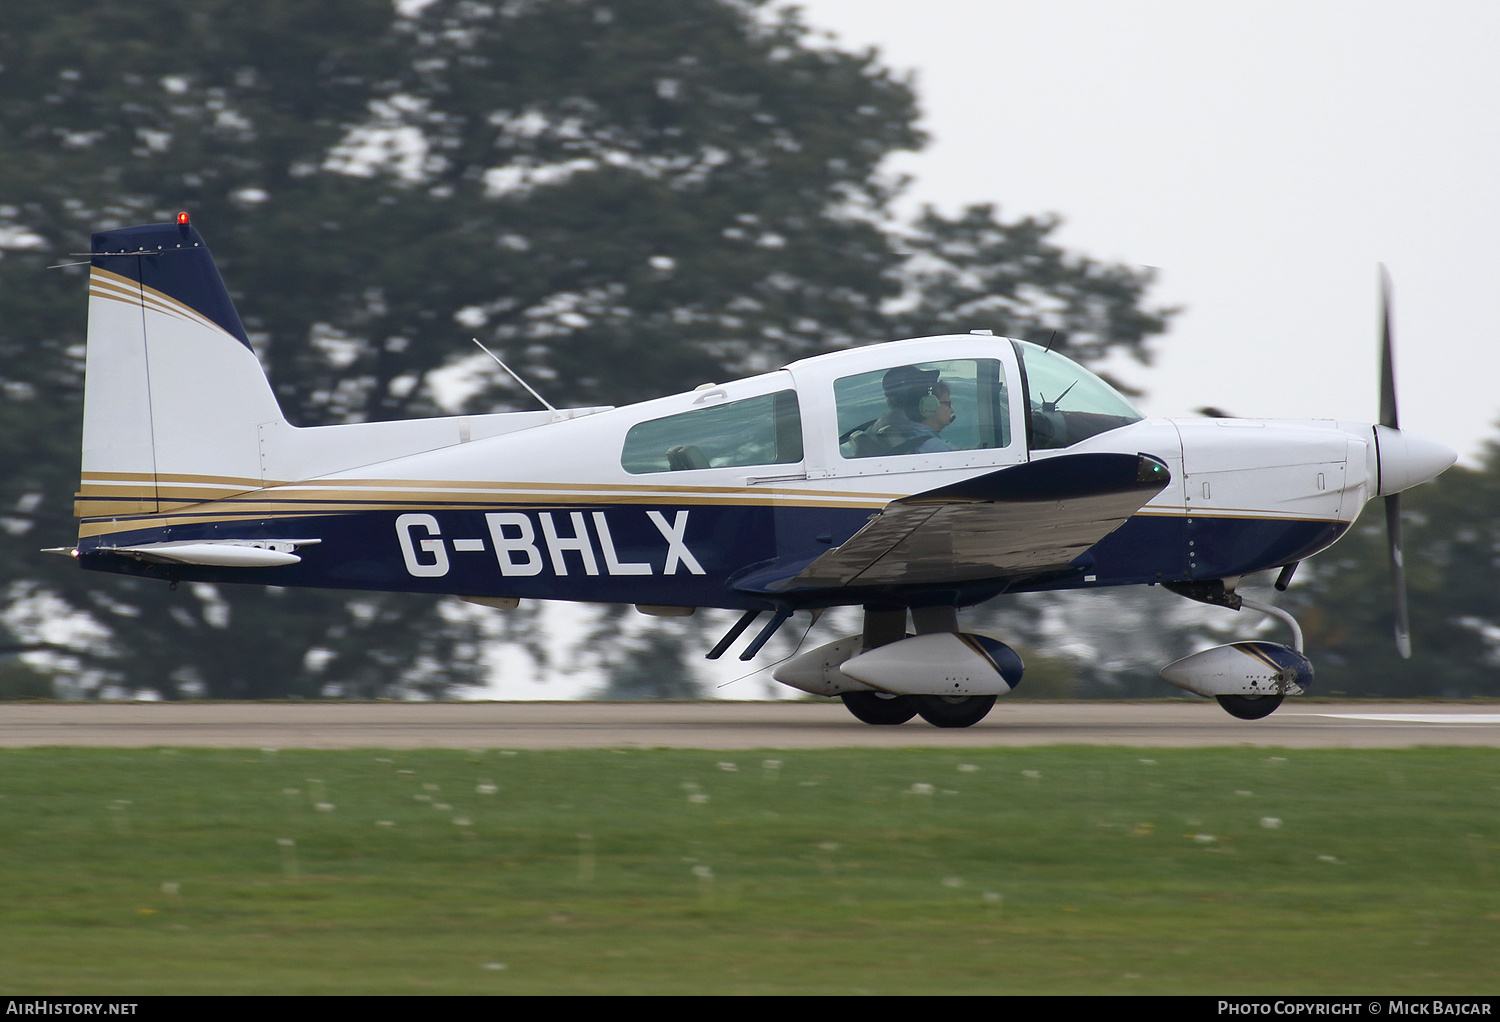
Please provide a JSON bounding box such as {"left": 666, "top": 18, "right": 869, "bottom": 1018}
{"left": 0, "top": 745, "right": 1496, "bottom": 994}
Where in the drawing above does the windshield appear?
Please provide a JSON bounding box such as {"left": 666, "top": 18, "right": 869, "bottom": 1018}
{"left": 1013, "top": 339, "right": 1142, "bottom": 449}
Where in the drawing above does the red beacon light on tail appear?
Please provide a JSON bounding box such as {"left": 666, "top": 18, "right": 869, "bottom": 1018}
{"left": 176, "top": 211, "right": 190, "bottom": 225}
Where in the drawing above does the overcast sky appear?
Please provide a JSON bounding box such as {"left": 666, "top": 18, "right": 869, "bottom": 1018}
{"left": 794, "top": 0, "right": 1500, "bottom": 465}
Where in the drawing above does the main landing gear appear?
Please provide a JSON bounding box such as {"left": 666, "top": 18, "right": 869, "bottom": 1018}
{"left": 836, "top": 605, "right": 1008, "bottom": 729}
{"left": 839, "top": 692, "right": 999, "bottom": 728}
{"left": 840, "top": 691, "right": 918, "bottom": 725}
{"left": 912, "top": 694, "right": 998, "bottom": 729}
{"left": 768, "top": 606, "right": 1022, "bottom": 728}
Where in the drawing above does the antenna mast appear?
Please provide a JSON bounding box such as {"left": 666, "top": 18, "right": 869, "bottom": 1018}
{"left": 471, "top": 338, "right": 557, "bottom": 413}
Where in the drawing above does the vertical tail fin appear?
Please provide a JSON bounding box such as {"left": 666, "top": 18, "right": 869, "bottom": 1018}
{"left": 78, "top": 216, "right": 285, "bottom": 517}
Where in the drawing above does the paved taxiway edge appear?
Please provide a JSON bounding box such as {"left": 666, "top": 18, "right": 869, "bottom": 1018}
{"left": 1, "top": 701, "right": 1498, "bottom": 749}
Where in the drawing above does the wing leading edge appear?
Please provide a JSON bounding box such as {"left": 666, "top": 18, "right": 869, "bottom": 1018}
{"left": 749, "top": 452, "right": 1171, "bottom": 594}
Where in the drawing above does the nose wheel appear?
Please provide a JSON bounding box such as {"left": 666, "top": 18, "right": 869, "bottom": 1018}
{"left": 1215, "top": 693, "right": 1284, "bottom": 720}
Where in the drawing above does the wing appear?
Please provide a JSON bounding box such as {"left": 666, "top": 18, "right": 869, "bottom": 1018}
{"left": 758, "top": 452, "right": 1170, "bottom": 593}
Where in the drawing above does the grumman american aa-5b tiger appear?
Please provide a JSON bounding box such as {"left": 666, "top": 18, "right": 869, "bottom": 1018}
{"left": 56, "top": 214, "right": 1457, "bottom": 727}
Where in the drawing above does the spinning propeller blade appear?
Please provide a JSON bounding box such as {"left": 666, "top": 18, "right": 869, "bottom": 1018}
{"left": 1385, "top": 493, "right": 1412, "bottom": 658}
{"left": 1379, "top": 266, "right": 1412, "bottom": 659}
{"left": 1379, "top": 265, "right": 1398, "bottom": 431}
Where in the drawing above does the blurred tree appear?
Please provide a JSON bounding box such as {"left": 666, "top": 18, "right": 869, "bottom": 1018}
{"left": 0, "top": 624, "right": 57, "bottom": 697}
{"left": 889, "top": 204, "right": 1170, "bottom": 392}
{"left": 0, "top": 656, "right": 54, "bottom": 700}
{"left": 586, "top": 609, "right": 703, "bottom": 700}
{"left": 0, "top": 0, "right": 1170, "bottom": 698}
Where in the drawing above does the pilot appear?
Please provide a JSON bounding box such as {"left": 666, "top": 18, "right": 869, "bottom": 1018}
{"left": 870, "top": 365, "right": 955, "bottom": 454}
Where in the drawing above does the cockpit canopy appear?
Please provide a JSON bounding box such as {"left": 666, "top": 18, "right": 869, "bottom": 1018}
{"left": 616, "top": 336, "right": 1146, "bottom": 475}
{"left": 1014, "top": 339, "right": 1142, "bottom": 449}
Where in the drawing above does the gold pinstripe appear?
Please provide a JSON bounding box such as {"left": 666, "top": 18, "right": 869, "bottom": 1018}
{"left": 76, "top": 472, "right": 271, "bottom": 518}
{"left": 77, "top": 471, "right": 897, "bottom": 502}
{"left": 955, "top": 633, "right": 1007, "bottom": 677}
{"left": 75, "top": 476, "right": 1348, "bottom": 540}
{"left": 80, "top": 471, "right": 268, "bottom": 487}
{"left": 75, "top": 475, "right": 897, "bottom": 538}
{"left": 75, "top": 487, "right": 891, "bottom": 510}
{"left": 1231, "top": 642, "right": 1286, "bottom": 672}
{"left": 250, "top": 476, "right": 898, "bottom": 501}
{"left": 76, "top": 473, "right": 1343, "bottom": 520}
{"left": 1135, "top": 506, "right": 1342, "bottom": 524}
{"left": 89, "top": 266, "right": 232, "bottom": 339}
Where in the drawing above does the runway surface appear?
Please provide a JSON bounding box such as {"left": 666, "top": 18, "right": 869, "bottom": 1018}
{"left": 1, "top": 701, "right": 1498, "bottom": 749}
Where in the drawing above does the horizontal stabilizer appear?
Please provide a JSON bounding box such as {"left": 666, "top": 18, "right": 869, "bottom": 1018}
{"left": 97, "top": 539, "right": 320, "bottom": 568}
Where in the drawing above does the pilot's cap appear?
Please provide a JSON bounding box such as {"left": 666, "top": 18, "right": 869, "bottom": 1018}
{"left": 882, "top": 365, "right": 941, "bottom": 395}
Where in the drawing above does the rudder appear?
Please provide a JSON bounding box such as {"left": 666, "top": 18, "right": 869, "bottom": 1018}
{"left": 79, "top": 216, "right": 285, "bottom": 517}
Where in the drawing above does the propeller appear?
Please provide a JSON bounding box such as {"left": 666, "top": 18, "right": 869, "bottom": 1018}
{"left": 1378, "top": 266, "right": 1412, "bottom": 659}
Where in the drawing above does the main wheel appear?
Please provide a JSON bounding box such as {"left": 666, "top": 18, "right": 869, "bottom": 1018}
{"left": 914, "top": 694, "right": 997, "bottom": 729}
{"left": 841, "top": 691, "right": 918, "bottom": 725}
{"left": 1216, "top": 693, "right": 1284, "bottom": 720}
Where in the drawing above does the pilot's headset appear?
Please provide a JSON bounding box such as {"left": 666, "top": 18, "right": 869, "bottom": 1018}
{"left": 913, "top": 385, "right": 951, "bottom": 422}
{"left": 897, "top": 386, "right": 938, "bottom": 422}
{"left": 882, "top": 365, "right": 942, "bottom": 422}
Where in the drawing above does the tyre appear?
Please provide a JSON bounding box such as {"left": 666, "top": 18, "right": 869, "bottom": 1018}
{"left": 840, "top": 691, "right": 918, "bottom": 725}
{"left": 1215, "top": 693, "right": 1284, "bottom": 720}
{"left": 914, "top": 694, "right": 997, "bottom": 728}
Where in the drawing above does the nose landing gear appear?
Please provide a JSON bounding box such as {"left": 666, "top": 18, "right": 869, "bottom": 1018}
{"left": 1215, "top": 693, "right": 1285, "bottom": 720}
{"left": 1161, "top": 579, "right": 1310, "bottom": 720}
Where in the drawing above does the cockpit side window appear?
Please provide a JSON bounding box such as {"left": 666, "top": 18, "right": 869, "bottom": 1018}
{"left": 835, "top": 359, "right": 1009, "bottom": 459}
{"left": 1011, "top": 340, "right": 1143, "bottom": 450}
{"left": 621, "top": 390, "right": 803, "bottom": 473}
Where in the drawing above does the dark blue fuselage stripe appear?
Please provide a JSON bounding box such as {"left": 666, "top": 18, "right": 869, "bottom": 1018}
{"left": 78, "top": 505, "right": 1349, "bottom": 610}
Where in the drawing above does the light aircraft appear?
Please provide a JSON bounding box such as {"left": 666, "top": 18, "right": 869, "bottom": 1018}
{"left": 56, "top": 215, "right": 1456, "bottom": 726}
